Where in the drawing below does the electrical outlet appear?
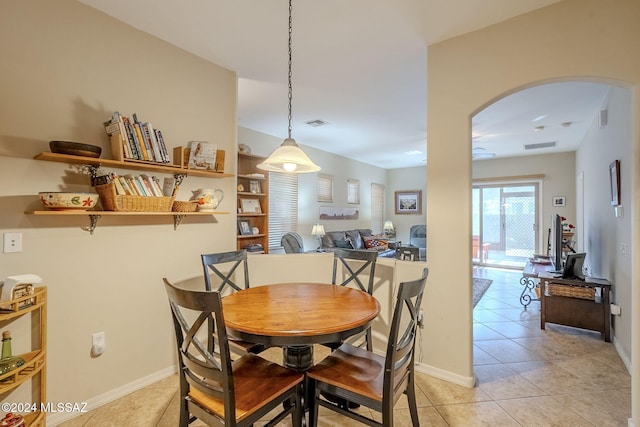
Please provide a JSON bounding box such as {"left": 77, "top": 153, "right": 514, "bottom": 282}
{"left": 91, "top": 332, "right": 106, "bottom": 356}
{"left": 3, "top": 232, "right": 22, "bottom": 253}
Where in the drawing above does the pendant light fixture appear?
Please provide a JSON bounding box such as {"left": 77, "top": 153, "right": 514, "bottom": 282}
{"left": 257, "top": 0, "right": 320, "bottom": 173}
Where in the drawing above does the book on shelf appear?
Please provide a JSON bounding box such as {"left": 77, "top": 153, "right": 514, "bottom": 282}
{"left": 140, "top": 174, "right": 164, "bottom": 197}
{"left": 143, "top": 122, "right": 165, "bottom": 163}
{"left": 102, "top": 173, "right": 167, "bottom": 197}
{"left": 187, "top": 141, "right": 217, "bottom": 170}
{"left": 122, "top": 174, "right": 143, "bottom": 196}
{"left": 118, "top": 177, "right": 134, "bottom": 195}
{"left": 104, "top": 112, "right": 172, "bottom": 164}
{"left": 110, "top": 173, "right": 126, "bottom": 195}
{"left": 154, "top": 129, "right": 170, "bottom": 163}
{"left": 132, "top": 119, "right": 150, "bottom": 161}
{"left": 138, "top": 175, "right": 154, "bottom": 196}
{"left": 162, "top": 177, "right": 176, "bottom": 197}
{"left": 121, "top": 116, "right": 141, "bottom": 160}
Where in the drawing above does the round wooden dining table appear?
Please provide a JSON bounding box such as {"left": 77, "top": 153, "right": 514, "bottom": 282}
{"left": 222, "top": 282, "right": 380, "bottom": 371}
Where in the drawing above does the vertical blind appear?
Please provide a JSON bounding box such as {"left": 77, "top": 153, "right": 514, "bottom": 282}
{"left": 347, "top": 179, "right": 360, "bottom": 204}
{"left": 268, "top": 172, "right": 298, "bottom": 250}
{"left": 371, "top": 183, "right": 385, "bottom": 234}
{"left": 316, "top": 173, "right": 334, "bottom": 203}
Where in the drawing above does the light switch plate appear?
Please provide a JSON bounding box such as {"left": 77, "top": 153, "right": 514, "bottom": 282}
{"left": 3, "top": 233, "right": 22, "bottom": 253}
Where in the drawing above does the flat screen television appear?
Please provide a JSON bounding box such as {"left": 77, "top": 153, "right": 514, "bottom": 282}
{"left": 550, "top": 213, "right": 563, "bottom": 271}
{"left": 562, "top": 252, "right": 586, "bottom": 280}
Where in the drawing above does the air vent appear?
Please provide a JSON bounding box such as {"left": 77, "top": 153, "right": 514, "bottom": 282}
{"left": 305, "top": 119, "right": 328, "bottom": 127}
{"left": 524, "top": 141, "right": 556, "bottom": 150}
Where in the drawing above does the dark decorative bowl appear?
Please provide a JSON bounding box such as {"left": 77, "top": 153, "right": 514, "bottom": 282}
{"left": 49, "top": 141, "right": 102, "bottom": 158}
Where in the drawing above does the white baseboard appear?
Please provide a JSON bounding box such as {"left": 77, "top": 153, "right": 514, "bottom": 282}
{"left": 46, "top": 365, "right": 178, "bottom": 426}
{"left": 628, "top": 418, "right": 633, "bottom": 427}
{"left": 612, "top": 336, "right": 632, "bottom": 374}
{"left": 414, "top": 361, "right": 476, "bottom": 388}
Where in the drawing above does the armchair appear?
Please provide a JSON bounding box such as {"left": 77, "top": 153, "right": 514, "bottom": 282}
{"left": 408, "top": 224, "right": 426, "bottom": 261}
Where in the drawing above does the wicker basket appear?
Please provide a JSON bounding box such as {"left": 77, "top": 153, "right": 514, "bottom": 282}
{"left": 95, "top": 182, "right": 174, "bottom": 212}
{"left": 172, "top": 201, "right": 198, "bottom": 212}
{"left": 547, "top": 283, "right": 595, "bottom": 300}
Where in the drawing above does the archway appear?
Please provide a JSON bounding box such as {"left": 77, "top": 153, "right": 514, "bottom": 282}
{"left": 469, "top": 79, "right": 633, "bottom": 398}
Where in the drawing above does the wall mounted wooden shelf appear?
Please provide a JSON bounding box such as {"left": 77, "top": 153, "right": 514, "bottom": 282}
{"left": 31, "top": 151, "right": 233, "bottom": 233}
{"left": 34, "top": 152, "right": 234, "bottom": 178}
{"left": 26, "top": 210, "right": 229, "bottom": 234}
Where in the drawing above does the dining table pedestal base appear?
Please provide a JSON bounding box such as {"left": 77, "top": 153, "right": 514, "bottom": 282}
{"left": 283, "top": 345, "right": 314, "bottom": 371}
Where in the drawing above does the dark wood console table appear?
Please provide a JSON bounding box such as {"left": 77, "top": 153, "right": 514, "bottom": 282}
{"left": 539, "top": 273, "right": 612, "bottom": 342}
{"left": 520, "top": 260, "right": 554, "bottom": 308}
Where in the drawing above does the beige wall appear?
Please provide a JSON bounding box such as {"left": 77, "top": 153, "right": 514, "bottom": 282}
{"left": 0, "top": 1, "right": 238, "bottom": 421}
{"left": 576, "top": 85, "right": 633, "bottom": 365}
{"left": 425, "top": 0, "right": 639, "bottom": 408}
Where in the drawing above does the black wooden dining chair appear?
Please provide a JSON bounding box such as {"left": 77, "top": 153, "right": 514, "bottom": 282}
{"left": 332, "top": 248, "right": 378, "bottom": 294}
{"left": 307, "top": 268, "right": 429, "bottom": 427}
{"left": 331, "top": 248, "right": 378, "bottom": 351}
{"left": 395, "top": 245, "right": 420, "bottom": 261}
{"left": 163, "top": 278, "right": 304, "bottom": 427}
{"left": 201, "top": 250, "right": 264, "bottom": 355}
{"left": 201, "top": 250, "right": 250, "bottom": 293}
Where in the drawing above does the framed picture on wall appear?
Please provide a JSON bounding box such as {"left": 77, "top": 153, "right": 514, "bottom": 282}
{"left": 395, "top": 190, "right": 422, "bottom": 215}
{"left": 609, "top": 160, "right": 620, "bottom": 206}
{"left": 552, "top": 196, "right": 566, "bottom": 207}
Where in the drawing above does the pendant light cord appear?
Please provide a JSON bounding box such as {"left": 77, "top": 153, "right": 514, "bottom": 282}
{"left": 287, "top": 0, "right": 293, "bottom": 140}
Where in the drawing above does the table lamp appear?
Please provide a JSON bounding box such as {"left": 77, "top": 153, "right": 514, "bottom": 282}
{"left": 383, "top": 220, "right": 395, "bottom": 238}
{"left": 311, "top": 224, "right": 326, "bottom": 251}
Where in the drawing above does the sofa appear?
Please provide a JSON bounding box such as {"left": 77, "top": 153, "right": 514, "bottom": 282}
{"left": 320, "top": 229, "right": 396, "bottom": 257}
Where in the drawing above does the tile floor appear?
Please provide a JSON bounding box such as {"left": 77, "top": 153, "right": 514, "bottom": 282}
{"left": 58, "top": 268, "right": 632, "bottom": 426}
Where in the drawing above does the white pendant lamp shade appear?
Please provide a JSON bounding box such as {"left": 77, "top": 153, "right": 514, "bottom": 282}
{"left": 257, "top": 138, "right": 320, "bottom": 173}
{"left": 256, "top": 0, "right": 320, "bottom": 174}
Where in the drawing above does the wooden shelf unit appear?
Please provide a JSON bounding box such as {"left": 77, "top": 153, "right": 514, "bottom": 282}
{"left": 237, "top": 153, "right": 268, "bottom": 253}
{"left": 25, "top": 210, "right": 229, "bottom": 234}
{"left": 29, "top": 152, "right": 233, "bottom": 233}
{"left": 0, "top": 287, "right": 47, "bottom": 427}
{"left": 34, "top": 152, "right": 233, "bottom": 178}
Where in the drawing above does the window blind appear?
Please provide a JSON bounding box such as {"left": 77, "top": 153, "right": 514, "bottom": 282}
{"left": 347, "top": 179, "right": 360, "bottom": 204}
{"left": 317, "top": 173, "right": 334, "bottom": 203}
{"left": 371, "top": 183, "right": 385, "bottom": 234}
{"left": 269, "top": 172, "right": 298, "bottom": 250}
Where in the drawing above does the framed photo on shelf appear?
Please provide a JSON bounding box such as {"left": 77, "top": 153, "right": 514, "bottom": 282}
{"left": 609, "top": 159, "right": 621, "bottom": 206}
{"left": 395, "top": 190, "right": 422, "bottom": 215}
{"left": 240, "top": 198, "right": 262, "bottom": 213}
{"left": 552, "top": 196, "right": 566, "bottom": 207}
{"left": 249, "top": 180, "right": 261, "bottom": 194}
{"left": 237, "top": 219, "right": 252, "bottom": 235}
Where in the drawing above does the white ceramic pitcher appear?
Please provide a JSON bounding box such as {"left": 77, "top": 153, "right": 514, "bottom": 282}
{"left": 190, "top": 188, "right": 224, "bottom": 212}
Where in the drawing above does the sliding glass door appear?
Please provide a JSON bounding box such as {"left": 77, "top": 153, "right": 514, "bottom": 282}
{"left": 472, "top": 183, "right": 539, "bottom": 268}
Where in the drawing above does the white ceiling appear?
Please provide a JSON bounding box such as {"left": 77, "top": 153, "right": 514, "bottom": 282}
{"left": 79, "top": 0, "right": 611, "bottom": 169}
